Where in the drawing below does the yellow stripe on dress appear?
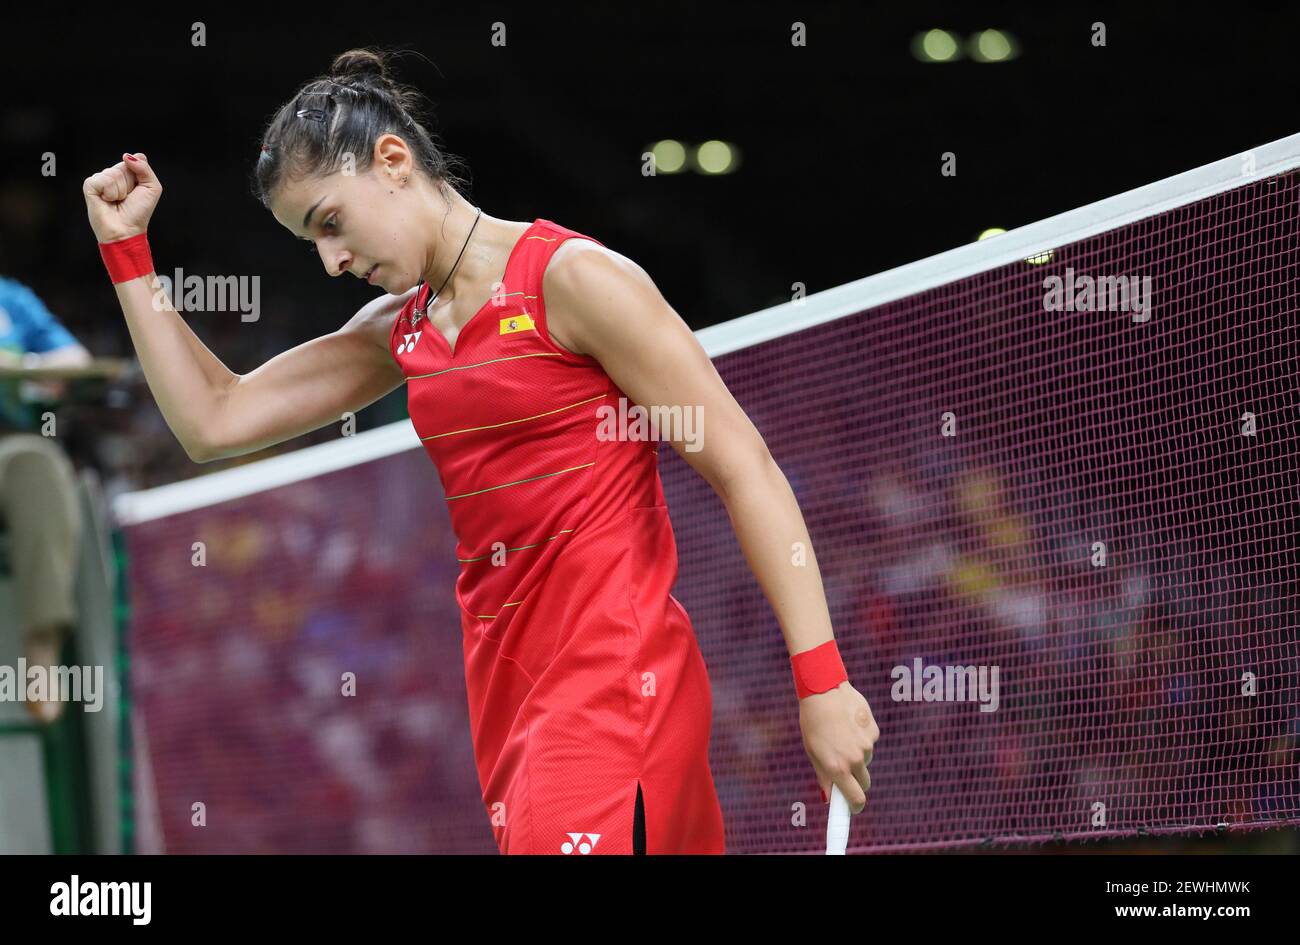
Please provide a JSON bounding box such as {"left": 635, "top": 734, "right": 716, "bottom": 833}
{"left": 444, "top": 463, "right": 596, "bottom": 501}
{"left": 475, "top": 600, "right": 524, "bottom": 620}
{"left": 422, "top": 394, "right": 606, "bottom": 442}
{"left": 457, "top": 528, "right": 576, "bottom": 563}
{"left": 406, "top": 351, "right": 562, "bottom": 381}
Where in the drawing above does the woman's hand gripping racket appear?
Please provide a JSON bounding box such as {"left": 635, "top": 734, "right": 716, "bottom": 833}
{"left": 796, "top": 681, "right": 878, "bottom": 854}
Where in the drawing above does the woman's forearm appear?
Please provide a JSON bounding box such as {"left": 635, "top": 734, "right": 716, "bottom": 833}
{"left": 717, "top": 456, "right": 837, "bottom": 657}
{"left": 114, "top": 273, "right": 237, "bottom": 459}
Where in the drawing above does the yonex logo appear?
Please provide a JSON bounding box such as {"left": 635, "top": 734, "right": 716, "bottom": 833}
{"left": 396, "top": 331, "right": 422, "bottom": 355}
{"left": 560, "top": 832, "right": 601, "bottom": 854}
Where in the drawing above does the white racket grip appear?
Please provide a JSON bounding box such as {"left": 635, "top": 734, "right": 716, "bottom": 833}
{"left": 826, "top": 784, "right": 850, "bottom": 855}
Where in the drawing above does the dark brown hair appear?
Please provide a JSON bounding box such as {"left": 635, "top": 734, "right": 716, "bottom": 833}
{"left": 252, "top": 47, "right": 469, "bottom": 209}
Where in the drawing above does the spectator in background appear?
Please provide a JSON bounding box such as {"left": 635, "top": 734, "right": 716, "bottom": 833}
{"left": 0, "top": 274, "right": 92, "bottom": 723}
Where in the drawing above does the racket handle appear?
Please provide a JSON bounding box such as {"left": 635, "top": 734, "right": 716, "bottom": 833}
{"left": 826, "top": 784, "right": 850, "bottom": 855}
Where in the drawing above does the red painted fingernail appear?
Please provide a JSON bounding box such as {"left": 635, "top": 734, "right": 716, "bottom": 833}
{"left": 125, "top": 154, "right": 138, "bottom": 162}
{"left": 820, "top": 788, "right": 827, "bottom": 804}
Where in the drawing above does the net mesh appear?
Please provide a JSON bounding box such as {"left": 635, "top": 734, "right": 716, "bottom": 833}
{"left": 668, "top": 165, "right": 1300, "bottom": 852}
{"left": 124, "top": 451, "right": 496, "bottom": 853}
{"left": 120, "top": 161, "right": 1300, "bottom": 853}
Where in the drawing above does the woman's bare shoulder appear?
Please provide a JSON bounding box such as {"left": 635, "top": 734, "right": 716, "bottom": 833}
{"left": 338, "top": 285, "right": 421, "bottom": 355}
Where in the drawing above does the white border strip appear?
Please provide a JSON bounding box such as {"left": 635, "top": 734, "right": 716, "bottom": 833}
{"left": 113, "top": 419, "right": 420, "bottom": 524}
{"left": 112, "top": 133, "right": 1300, "bottom": 525}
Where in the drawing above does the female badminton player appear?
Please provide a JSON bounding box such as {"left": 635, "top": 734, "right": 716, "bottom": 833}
{"left": 81, "top": 48, "right": 879, "bottom": 855}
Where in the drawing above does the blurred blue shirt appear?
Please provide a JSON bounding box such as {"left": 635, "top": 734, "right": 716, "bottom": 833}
{"left": 0, "top": 276, "right": 80, "bottom": 431}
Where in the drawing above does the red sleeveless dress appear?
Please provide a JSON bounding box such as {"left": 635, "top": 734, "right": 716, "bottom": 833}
{"left": 389, "top": 218, "right": 725, "bottom": 854}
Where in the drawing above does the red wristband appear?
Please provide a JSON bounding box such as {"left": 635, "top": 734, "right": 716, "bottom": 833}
{"left": 99, "top": 233, "right": 154, "bottom": 284}
{"left": 791, "top": 639, "right": 848, "bottom": 700}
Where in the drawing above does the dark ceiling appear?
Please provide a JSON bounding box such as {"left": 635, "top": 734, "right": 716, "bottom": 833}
{"left": 4, "top": 1, "right": 1297, "bottom": 335}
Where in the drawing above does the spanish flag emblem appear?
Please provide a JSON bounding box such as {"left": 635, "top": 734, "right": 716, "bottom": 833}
{"left": 500, "top": 312, "right": 537, "bottom": 335}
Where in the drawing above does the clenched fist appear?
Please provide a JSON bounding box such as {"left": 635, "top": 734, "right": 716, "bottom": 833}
{"left": 82, "top": 152, "right": 162, "bottom": 243}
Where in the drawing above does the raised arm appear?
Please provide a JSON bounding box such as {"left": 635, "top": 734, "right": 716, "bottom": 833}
{"left": 85, "top": 151, "right": 408, "bottom": 464}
